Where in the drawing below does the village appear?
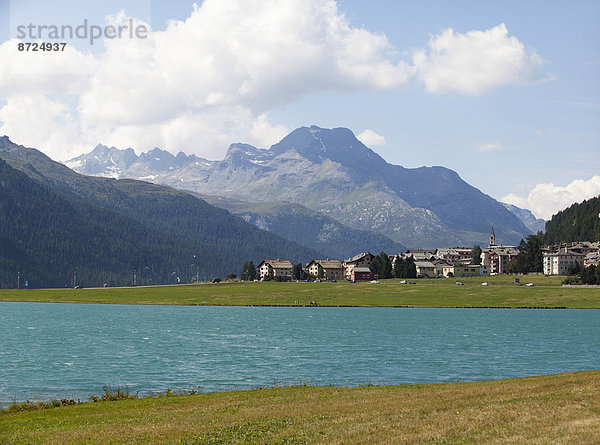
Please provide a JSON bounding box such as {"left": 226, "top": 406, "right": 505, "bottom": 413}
{"left": 256, "top": 227, "right": 600, "bottom": 282}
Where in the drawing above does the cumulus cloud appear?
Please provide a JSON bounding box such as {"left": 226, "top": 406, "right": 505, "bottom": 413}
{"left": 413, "top": 23, "right": 545, "bottom": 95}
{"left": 357, "top": 129, "right": 386, "bottom": 147}
{"left": 502, "top": 176, "right": 600, "bottom": 220}
{"left": 249, "top": 114, "right": 289, "bottom": 148}
{"left": 0, "top": 1, "right": 547, "bottom": 161}
{"left": 0, "top": 39, "right": 97, "bottom": 97}
{"left": 0, "top": 94, "right": 90, "bottom": 160}
{"left": 476, "top": 142, "right": 503, "bottom": 152}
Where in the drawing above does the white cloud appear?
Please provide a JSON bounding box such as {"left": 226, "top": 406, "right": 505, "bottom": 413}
{"left": 0, "top": 2, "right": 547, "bottom": 161}
{"left": 476, "top": 142, "right": 503, "bottom": 152}
{"left": 0, "top": 94, "right": 91, "bottom": 160}
{"left": 1, "top": 1, "right": 413, "bottom": 160}
{"left": 0, "top": 39, "right": 97, "bottom": 97}
{"left": 502, "top": 176, "right": 600, "bottom": 220}
{"left": 357, "top": 129, "right": 386, "bottom": 147}
{"left": 249, "top": 114, "right": 289, "bottom": 148}
{"left": 76, "top": 1, "right": 411, "bottom": 127}
{"left": 413, "top": 23, "right": 545, "bottom": 95}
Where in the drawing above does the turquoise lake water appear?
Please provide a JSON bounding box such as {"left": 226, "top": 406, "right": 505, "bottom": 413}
{"left": 1, "top": 302, "right": 599, "bottom": 404}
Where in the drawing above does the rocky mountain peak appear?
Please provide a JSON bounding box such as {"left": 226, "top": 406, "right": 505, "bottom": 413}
{"left": 137, "top": 147, "right": 189, "bottom": 172}
{"left": 90, "top": 143, "right": 110, "bottom": 153}
{"left": 65, "top": 143, "right": 138, "bottom": 177}
{"left": 269, "top": 126, "right": 387, "bottom": 172}
{"left": 224, "top": 143, "right": 272, "bottom": 167}
{"left": 225, "top": 143, "right": 261, "bottom": 158}
{"left": 140, "top": 147, "right": 172, "bottom": 160}
{"left": 0, "top": 135, "right": 13, "bottom": 147}
{"left": 176, "top": 151, "right": 192, "bottom": 161}
{"left": 0, "top": 136, "right": 28, "bottom": 153}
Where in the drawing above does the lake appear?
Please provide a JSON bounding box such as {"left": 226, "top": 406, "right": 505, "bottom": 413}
{"left": 1, "top": 302, "right": 599, "bottom": 405}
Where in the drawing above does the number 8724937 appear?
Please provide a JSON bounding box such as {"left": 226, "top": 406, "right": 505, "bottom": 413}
{"left": 18, "top": 42, "right": 67, "bottom": 51}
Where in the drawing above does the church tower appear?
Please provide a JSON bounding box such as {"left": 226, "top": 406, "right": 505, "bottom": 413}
{"left": 489, "top": 226, "right": 496, "bottom": 247}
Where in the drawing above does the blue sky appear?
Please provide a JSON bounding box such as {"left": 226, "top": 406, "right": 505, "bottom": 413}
{"left": 0, "top": 0, "right": 598, "bottom": 219}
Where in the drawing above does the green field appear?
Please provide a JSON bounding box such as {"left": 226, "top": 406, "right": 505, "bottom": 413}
{"left": 1, "top": 371, "right": 599, "bottom": 444}
{"left": 0, "top": 275, "right": 599, "bottom": 308}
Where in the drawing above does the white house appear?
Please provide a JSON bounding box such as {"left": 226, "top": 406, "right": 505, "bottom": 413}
{"left": 543, "top": 249, "right": 585, "bottom": 275}
{"left": 435, "top": 248, "right": 473, "bottom": 264}
{"left": 258, "top": 259, "right": 293, "bottom": 280}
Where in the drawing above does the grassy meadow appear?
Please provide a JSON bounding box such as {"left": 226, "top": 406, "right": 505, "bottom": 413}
{"left": 0, "top": 274, "right": 598, "bottom": 308}
{"left": 1, "top": 371, "right": 599, "bottom": 444}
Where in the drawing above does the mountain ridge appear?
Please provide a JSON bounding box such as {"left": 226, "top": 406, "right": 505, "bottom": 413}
{"left": 502, "top": 203, "right": 546, "bottom": 234}
{"left": 65, "top": 126, "right": 532, "bottom": 248}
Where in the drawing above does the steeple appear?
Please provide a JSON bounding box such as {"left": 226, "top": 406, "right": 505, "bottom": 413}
{"left": 489, "top": 225, "right": 496, "bottom": 247}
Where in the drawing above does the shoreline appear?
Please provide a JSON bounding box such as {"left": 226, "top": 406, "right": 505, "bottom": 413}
{"left": 0, "top": 299, "right": 576, "bottom": 309}
{"left": 2, "top": 370, "right": 599, "bottom": 444}
{"left": 1, "top": 369, "right": 596, "bottom": 411}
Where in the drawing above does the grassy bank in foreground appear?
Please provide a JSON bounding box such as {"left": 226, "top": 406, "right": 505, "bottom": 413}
{"left": 0, "top": 274, "right": 599, "bottom": 308}
{"left": 1, "top": 371, "right": 599, "bottom": 444}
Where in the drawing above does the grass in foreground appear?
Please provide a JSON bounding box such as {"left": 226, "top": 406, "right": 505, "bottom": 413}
{"left": 1, "top": 371, "right": 599, "bottom": 444}
{"left": 0, "top": 274, "right": 599, "bottom": 308}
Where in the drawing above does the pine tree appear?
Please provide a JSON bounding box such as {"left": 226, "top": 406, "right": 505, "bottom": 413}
{"left": 370, "top": 255, "right": 383, "bottom": 277}
{"left": 513, "top": 234, "right": 543, "bottom": 274}
{"left": 379, "top": 252, "right": 392, "bottom": 279}
{"left": 248, "top": 261, "right": 256, "bottom": 281}
{"left": 471, "top": 245, "right": 482, "bottom": 265}
{"left": 405, "top": 256, "right": 417, "bottom": 278}
{"left": 393, "top": 256, "right": 404, "bottom": 278}
{"left": 292, "top": 263, "right": 303, "bottom": 280}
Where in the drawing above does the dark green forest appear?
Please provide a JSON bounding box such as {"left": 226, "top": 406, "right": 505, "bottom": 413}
{"left": 0, "top": 141, "right": 320, "bottom": 288}
{"left": 0, "top": 157, "right": 204, "bottom": 288}
{"left": 544, "top": 196, "right": 600, "bottom": 244}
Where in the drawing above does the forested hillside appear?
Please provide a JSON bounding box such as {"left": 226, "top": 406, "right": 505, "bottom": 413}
{"left": 0, "top": 158, "right": 196, "bottom": 287}
{"left": 0, "top": 139, "right": 321, "bottom": 288}
{"left": 544, "top": 196, "right": 600, "bottom": 244}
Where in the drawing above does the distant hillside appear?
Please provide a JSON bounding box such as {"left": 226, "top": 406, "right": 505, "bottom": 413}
{"left": 197, "top": 195, "right": 406, "bottom": 259}
{"left": 502, "top": 203, "right": 546, "bottom": 234}
{"left": 67, "top": 126, "right": 532, "bottom": 248}
{"left": 543, "top": 196, "right": 600, "bottom": 244}
{"left": 0, "top": 137, "right": 321, "bottom": 288}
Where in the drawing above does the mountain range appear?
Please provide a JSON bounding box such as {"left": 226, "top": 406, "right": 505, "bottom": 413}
{"left": 68, "top": 126, "right": 534, "bottom": 248}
